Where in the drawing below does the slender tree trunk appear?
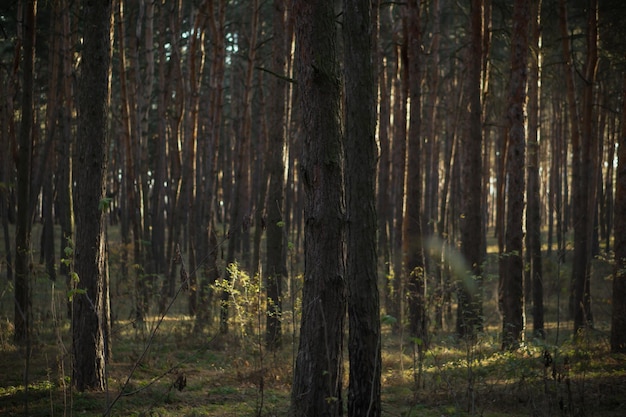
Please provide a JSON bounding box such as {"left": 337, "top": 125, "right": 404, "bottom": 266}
{"left": 376, "top": 1, "right": 392, "bottom": 317}
{"left": 437, "top": 117, "right": 457, "bottom": 330}
{"left": 186, "top": 3, "right": 210, "bottom": 317}
{"left": 116, "top": 0, "right": 146, "bottom": 326}
{"left": 195, "top": 0, "right": 226, "bottom": 331}
{"left": 151, "top": 1, "right": 169, "bottom": 280}
{"left": 604, "top": 119, "right": 616, "bottom": 252}
{"left": 41, "top": 4, "right": 63, "bottom": 282}
{"left": 423, "top": 0, "right": 441, "bottom": 242}
{"left": 160, "top": 0, "right": 185, "bottom": 312}
{"left": 437, "top": 68, "right": 462, "bottom": 330}
{"left": 403, "top": 0, "right": 428, "bottom": 350}
{"left": 0, "top": 66, "right": 13, "bottom": 283}
{"left": 221, "top": 0, "right": 259, "bottom": 334}
{"left": 501, "top": 0, "right": 529, "bottom": 350}
{"left": 457, "top": 0, "right": 484, "bottom": 340}
{"left": 526, "top": 0, "right": 544, "bottom": 339}
{"left": 390, "top": 32, "right": 407, "bottom": 330}
{"left": 58, "top": 0, "right": 74, "bottom": 316}
{"left": 290, "top": 0, "right": 346, "bottom": 415}
{"left": 574, "top": 0, "right": 599, "bottom": 333}
{"left": 14, "top": 0, "right": 36, "bottom": 345}
{"left": 611, "top": 71, "right": 626, "bottom": 353}
{"left": 265, "top": 0, "right": 289, "bottom": 350}
{"left": 252, "top": 71, "right": 270, "bottom": 279}
{"left": 559, "top": 0, "right": 584, "bottom": 322}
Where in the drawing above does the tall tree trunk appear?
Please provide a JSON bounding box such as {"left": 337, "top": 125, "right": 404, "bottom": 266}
{"left": 501, "top": 0, "right": 529, "bottom": 350}
{"left": 610, "top": 71, "right": 626, "bottom": 353}
{"left": 423, "top": 1, "right": 442, "bottom": 313}
{"left": 72, "top": 0, "right": 112, "bottom": 391}
{"left": 457, "top": 0, "right": 484, "bottom": 340}
{"left": 437, "top": 66, "right": 462, "bottom": 330}
{"left": 526, "top": 0, "right": 544, "bottom": 339}
{"left": 151, "top": 1, "right": 169, "bottom": 280}
{"left": 58, "top": 0, "right": 75, "bottom": 317}
{"left": 185, "top": 3, "right": 210, "bottom": 317}
{"left": 559, "top": 0, "right": 584, "bottom": 322}
{"left": 0, "top": 63, "right": 13, "bottom": 284}
{"left": 116, "top": 0, "right": 146, "bottom": 326}
{"left": 390, "top": 31, "right": 408, "bottom": 330}
{"left": 194, "top": 0, "right": 226, "bottom": 331}
{"left": 403, "top": 0, "right": 428, "bottom": 350}
{"left": 252, "top": 72, "right": 270, "bottom": 280}
{"left": 265, "top": 0, "right": 289, "bottom": 350}
{"left": 603, "top": 118, "right": 616, "bottom": 252}
{"left": 344, "top": 0, "right": 381, "bottom": 414}
{"left": 423, "top": 0, "right": 441, "bottom": 242}
{"left": 221, "top": 0, "right": 259, "bottom": 334}
{"left": 161, "top": 0, "right": 184, "bottom": 311}
{"left": 573, "top": 0, "right": 599, "bottom": 333}
{"left": 376, "top": 1, "right": 392, "bottom": 317}
{"left": 41, "top": 3, "right": 63, "bottom": 283}
{"left": 14, "top": 0, "right": 36, "bottom": 345}
{"left": 290, "top": 0, "right": 346, "bottom": 415}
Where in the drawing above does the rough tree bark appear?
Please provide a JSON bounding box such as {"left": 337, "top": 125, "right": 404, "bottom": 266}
{"left": 343, "top": 0, "right": 381, "bottom": 415}
{"left": 290, "top": 0, "right": 346, "bottom": 415}
{"left": 72, "top": 0, "right": 113, "bottom": 391}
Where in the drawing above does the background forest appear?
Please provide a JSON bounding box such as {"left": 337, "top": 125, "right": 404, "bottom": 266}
{"left": 1, "top": 0, "right": 626, "bottom": 416}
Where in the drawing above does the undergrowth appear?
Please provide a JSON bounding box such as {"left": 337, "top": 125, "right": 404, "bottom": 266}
{"left": 1, "top": 226, "right": 625, "bottom": 416}
{"left": 1, "top": 306, "right": 625, "bottom": 417}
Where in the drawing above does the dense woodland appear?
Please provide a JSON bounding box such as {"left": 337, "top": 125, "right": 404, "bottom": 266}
{"left": 1, "top": 0, "right": 626, "bottom": 416}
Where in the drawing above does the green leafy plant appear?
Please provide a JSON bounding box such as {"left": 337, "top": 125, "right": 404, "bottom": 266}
{"left": 212, "top": 262, "right": 262, "bottom": 341}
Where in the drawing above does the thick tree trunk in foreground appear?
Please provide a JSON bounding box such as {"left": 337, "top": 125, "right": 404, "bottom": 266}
{"left": 72, "top": 0, "right": 113, "bottom": 391}
{"left": 290, "top": 0, "right": 346, "bottom": 415}
{"left": 343, "top": 0, "right": 381, "bottom": 415}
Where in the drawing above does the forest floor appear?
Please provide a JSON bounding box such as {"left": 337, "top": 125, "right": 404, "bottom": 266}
{"left": 1, "top": 225, "right": 626, "bottom": 416}
{"left": 1, "top": 314, "right": 625, "bottom": 417}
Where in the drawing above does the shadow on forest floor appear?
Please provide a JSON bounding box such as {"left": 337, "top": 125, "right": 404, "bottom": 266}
{"left": 1, "top": 227, "right": 625, "bottom": 416}
{"left": 1, "top": 310, "right": 625, "bottom": 417}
